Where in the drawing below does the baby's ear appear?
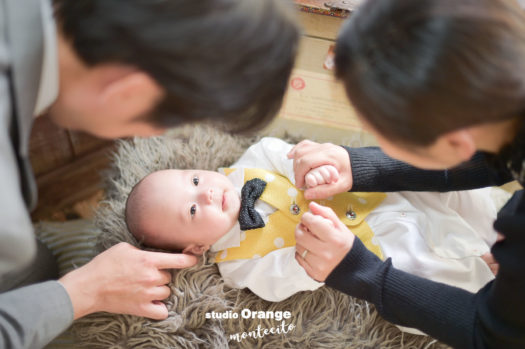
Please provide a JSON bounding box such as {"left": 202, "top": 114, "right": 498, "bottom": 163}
{"left": 182, "top": 244, "right": 210, "bottom": 256}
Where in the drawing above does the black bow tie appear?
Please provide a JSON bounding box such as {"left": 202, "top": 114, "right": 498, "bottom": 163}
{"left": 238, "top": 178, "right": 267, "bottom": 230}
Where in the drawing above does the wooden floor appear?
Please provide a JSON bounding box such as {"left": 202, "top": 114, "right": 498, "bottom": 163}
{"left": 29, "top": 115, "right": 114, "bottom": 221}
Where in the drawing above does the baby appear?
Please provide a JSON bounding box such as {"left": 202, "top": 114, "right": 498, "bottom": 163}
{"left": 125, "top": 137, "right": 500, "bottom": 312}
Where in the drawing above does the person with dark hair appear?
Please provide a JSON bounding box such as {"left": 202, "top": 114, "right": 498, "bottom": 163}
{"left": 0, "top": 0, "right": 299, "bottom": 348}
{"left": 288, "top": 0, "right": 525, "bottom": 347}
{"left": 51, "top": 0, "right": 299, "bottom": 136}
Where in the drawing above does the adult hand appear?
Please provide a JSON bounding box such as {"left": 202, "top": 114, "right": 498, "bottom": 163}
{"left": 287, "top": 140, "right": 353, "bottom": 200}
{"left": 295, "top": 202, "right": 355, "bottom": 282}
{"left": 59, "top": 242, "right": 198, "bottom": 320}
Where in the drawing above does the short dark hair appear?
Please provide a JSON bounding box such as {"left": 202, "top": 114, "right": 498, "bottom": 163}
{"left": 335, "top": 0, "right": 525, "bottom": 146}
{"left": 54, "top": 0, "right": 300, "bottom": 133}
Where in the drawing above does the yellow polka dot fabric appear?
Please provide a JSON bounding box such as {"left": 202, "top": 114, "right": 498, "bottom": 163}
{"left": 214, "top": 168, "right": 386, "bottom": 263}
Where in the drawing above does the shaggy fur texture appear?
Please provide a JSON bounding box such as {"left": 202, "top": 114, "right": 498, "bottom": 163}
{"left": 71, "top": 125, "right": 449, "bottom": 349}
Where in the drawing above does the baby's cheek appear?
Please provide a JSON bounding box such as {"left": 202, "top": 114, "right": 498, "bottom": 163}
{"left": 217, "top": 209, "right": 236, "bottom": 230}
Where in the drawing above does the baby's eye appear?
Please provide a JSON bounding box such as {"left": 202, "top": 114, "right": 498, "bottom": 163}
{"left": 190, "top": 204, "right": 197, "bottom": 217}
{"left": 192, "top": 176, "right": 199, "bottom": 186}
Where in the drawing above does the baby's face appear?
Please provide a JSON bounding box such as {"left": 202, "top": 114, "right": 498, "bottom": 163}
{"left": 138, "top": 169, "right": 240, "bottom": 251}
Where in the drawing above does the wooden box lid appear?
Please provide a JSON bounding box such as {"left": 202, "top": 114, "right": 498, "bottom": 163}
{"left": 294, "top": 0, "right": 363, "bottom": 18}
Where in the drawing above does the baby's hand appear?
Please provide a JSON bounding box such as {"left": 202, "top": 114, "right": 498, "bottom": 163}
{"left": 305, "top": 165, "right": 339, "bottom": 189}
{"left": 481, "top": 252, "right": 499, "bottom": 276}
{"left": 288, "top": 140, "right": 353, "bottom": 200}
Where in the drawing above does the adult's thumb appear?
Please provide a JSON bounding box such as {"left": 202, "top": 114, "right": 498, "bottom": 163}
{"left": 304, "top": 184, "right": 340, "bottom": 200}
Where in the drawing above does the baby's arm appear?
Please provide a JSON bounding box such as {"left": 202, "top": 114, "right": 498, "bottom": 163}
{"left": 305, "top": 165, "right": 339, "bottom": 189}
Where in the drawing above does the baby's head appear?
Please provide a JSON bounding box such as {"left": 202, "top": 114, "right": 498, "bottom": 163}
{"left": 125, "top": 169, "right": 241, "bottom": 255}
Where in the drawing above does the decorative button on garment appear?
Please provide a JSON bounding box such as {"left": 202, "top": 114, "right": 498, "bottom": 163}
{"left": 346, "top": 210, "right": 357, "bottom": 220}
{"left": 290, "top": 204, "right": 301, "bottom": 215}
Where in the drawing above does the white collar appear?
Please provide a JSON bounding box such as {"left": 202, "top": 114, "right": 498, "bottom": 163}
{"left": 210, "top": 222, "right": 241, "bottom": 252}
{"left": 210, "top": 167, "right": 277, "bottom": 252}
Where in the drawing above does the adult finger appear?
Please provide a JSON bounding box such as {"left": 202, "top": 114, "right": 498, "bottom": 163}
{"left": 287, "top": 144, "right": 298, "bottom": 159}
{"left": 295, "top": 243, "right": 307, "bottom": 260}
{"left": 287, "top": 140, "right": 316, "bottom": 159}
{"left": 151, "top": 251, "right": 198, "bottom": 269}
{"left": 151, "top": 285, "right": 171, "bottom": 301}
{"left": 309, "top": 201, "right": 341, "bottom": 226}
{"left": 159, "top": 270, "right": 172, "bottom": 285}
{"left": 290, "top": 141, "right": 324, "bottom": 188}
{"left": 304, "top": 183, "right": 344, "bottom": 200}
{"left": 293, "top": 157, "right": 315, "bottom": 189}
{"left": 295, "top": 248, "right": 325, "bottom": 282}
{"left": 142, "top": 301, "right": 169, "bottom": 320}
{"left": 295, "top": 223, "right": 325, "bottom": 251}
{"left": 295, "top": 249, "right": 316, "bottom": 277}
{"left": 295, "top": 154, "right": 341, "bottom": 191}
{"left": 301, "top": 209, "right": 336, "bottom": 240}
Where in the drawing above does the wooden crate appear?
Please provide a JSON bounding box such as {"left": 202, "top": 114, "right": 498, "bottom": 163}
{"left": 295, "top": 0, "right": 348, "bottom": 40}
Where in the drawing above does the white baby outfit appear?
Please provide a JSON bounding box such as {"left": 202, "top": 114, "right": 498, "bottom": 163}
{"left": 212, "top": 138, "right": 497, "bottom": 311}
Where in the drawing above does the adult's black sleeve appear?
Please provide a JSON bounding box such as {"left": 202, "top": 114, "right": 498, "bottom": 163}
{"left": 325, "top": 213, "right": 525, "bottom": 348}
{"left": 345, "top": 147, "right": 514, "bottom": 192}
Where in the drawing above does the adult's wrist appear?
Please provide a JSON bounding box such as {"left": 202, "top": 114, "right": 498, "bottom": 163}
{"left": 58, "top": 265, "right": 100, "bottom": 320}
{"left": 343, "top": 146, "right": 380, "bottom": 192}
{"left": 325, "top": 237, "right": 385, "bottom": 304}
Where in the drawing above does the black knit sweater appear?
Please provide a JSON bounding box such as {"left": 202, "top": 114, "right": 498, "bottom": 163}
{"left": 325, "top": 127, "right": 525, "bottom": 348}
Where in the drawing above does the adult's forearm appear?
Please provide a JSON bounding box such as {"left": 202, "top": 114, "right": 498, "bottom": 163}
{"left": 0, "top": 281, "right": 74, "bottom": 349}
{"left": 346, "top": 147, "right": 512, "bottom": 192}
{"left": 325, "top": 239, "right": 477, "bottom": 348}
{"left": 326, "top": 238, "right": 525, "bottom": 348}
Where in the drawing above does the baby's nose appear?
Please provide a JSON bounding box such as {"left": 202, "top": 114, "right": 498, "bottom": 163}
{"left": 199, "top": 188, "right": 213, "bottom": 205}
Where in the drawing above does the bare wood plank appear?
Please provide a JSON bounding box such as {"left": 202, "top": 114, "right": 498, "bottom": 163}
{"left": 31, "top": 145, "right": 115, "bottom": 221}
{"left": 68, "top": 131, "right": 113, "bottom": 157}
{"left": 294, "top": 0, "right": 350, "bottom": 18}
{"left": 29, "top": 115, "right": 74, "bottom": 176}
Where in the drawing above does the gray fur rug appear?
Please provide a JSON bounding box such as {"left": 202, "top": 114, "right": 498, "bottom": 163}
{"left": 71, "top": 125, "right": 449, "bottom": 349}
